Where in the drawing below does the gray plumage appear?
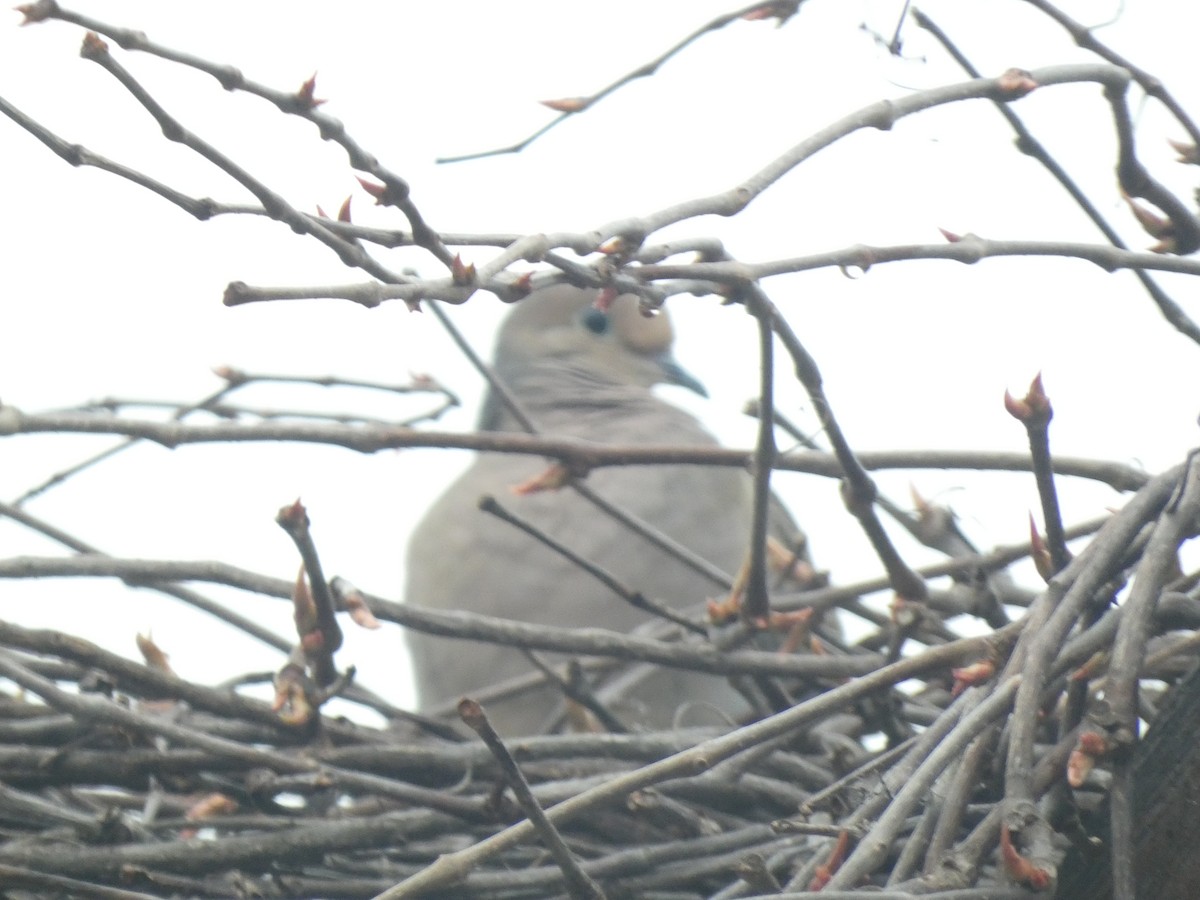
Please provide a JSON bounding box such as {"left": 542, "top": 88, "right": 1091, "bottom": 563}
{"left": 404, "top": 285, "right": 812, "bottom": 733}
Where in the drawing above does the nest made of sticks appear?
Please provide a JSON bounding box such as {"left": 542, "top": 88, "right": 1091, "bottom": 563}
{"left": 1, "top": 447, "right": 1198, "bottom": 899}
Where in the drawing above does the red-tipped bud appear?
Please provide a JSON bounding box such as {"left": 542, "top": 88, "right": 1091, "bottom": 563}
{"left": 342, "top": 586, "right": 380, "bottom": 630}
{"left": 211, "top": 365, "right": 245, "bottom": 384}
{"left": 511, "top": 271, "right": 534, "bottom": 296}
{"left": 808, "top": 830, "right": 851, "bottom": 891}
{"left": 707, "top": 593, "right": 743, "bottom": 625}
{"left": 356, "top": 176, "right": 386, "bottom": 203}
{"left": 180, "top": 792, "right": 238, "bottom": 838}
{"left": 1003, "top": 389, "right": 1026, "bottom": 419}
{"left": 291, "top": 565, "right": 318, "bottom": 637}
{"left": 185, "top": 792, "right": 238, "bottom": 822}
{"left": 1004, "top": 373, "right": 1052, "bottom": 426}
{"left": 766, "top": 535, "right": 820, "bottom": 587}
{"left": 277, "top": 498, "right": 309, "bottom": 531}
{"left": 742, "top": 5, "right": 778, "bottom": 20}
{"left": 1028, "top": 515, "right": 1054, "bottom": 582}
{"left": 80, "top": 30, "right": 109, "bottom": 59}
{"left": 540, "top": 96, "right": 587, "bottom": 113}
{"left": 997, "top": 68, "right": 1038, "bottom": 99}
{"left": 1168, "top": 138, "right": 1199, "bottom": 165}
{"left": 1123, "top": 190, "right": 1172, "bottom": 236}
{"left": 296, "top": 72, "right": 325, "bottom": 108}
{"left": 742, "top": 2, "right": 798, "bottom": 24}
{"left": 1069, "top": 650, "right": 1108, "bottom": 682}
{"left": 1000, "top": 824, "right": 1052, "bottom": 889}
{"left": 136, "top": 632, "right": 174, "bottom": 675}
{"left": 272, "top": 661, "right": 314, "bottom": 725}
{"left": 1121, "top": 190, "right": 1176, "bottom": 253}
{"left": 1067, "top": 730, "right": 1108, "bottom": 787}
{"left": 16, "top": 2, "right": 52, "bottom": 24}
{"left": 450, "top": 254, "right": 476, "bottom": 286}
{"left": 951, "top": 659, "right": 995, "bottom": 696}
{"left": 770, "top": 608, "right": 814, "bottom": 654}
{"left": 511, "top": 462, "right": 571, "bottom": 495}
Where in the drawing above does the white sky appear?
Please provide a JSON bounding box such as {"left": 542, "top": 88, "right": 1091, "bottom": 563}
{"left": 1, "top": 1, "right": 1198, "bottom": 711}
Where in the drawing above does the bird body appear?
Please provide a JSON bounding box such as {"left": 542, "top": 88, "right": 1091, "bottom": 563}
{"left": 404, "top": 286, "right": 811, "bottom": 733}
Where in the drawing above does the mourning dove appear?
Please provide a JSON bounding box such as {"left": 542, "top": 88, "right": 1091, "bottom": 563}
{"left": 404, "top": 285, "right": 818, "bottom": 734}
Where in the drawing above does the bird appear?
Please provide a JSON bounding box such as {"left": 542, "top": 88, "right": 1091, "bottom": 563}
{"left": 403, "top": 284, "right": 819, "bottom": 735}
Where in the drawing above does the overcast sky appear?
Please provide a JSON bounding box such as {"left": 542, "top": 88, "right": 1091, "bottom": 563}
{"left": 2, "top": 1, "right": 1198, "bottom": 711}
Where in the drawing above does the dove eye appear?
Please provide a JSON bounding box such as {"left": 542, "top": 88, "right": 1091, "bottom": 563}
{"left": 581, "top": 308, "right": 610, "bottom": 335}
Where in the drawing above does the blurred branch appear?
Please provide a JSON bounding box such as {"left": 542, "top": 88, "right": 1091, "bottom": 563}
{"left": 436, "top": 2, "right": 805, "bottom": 164}
{"left": 742, "top": 288, "right": 780, "bottom": 621}
{"left": 17, "top": 0, "right": 454, "bottom": 267}
{"left": 379, "top": 626, "right": 1008, "bottom": 897}
{"left": 768, "top": 299, "right": 928, "bottom": 606}
{"left": 0, "top": 556, "right": 880, "bottom": 681}
{"left": 598, "top": 63, "right": 1135, "bottom": 240}
{"left": 0, "top": 407, "right": 1151, "bottom": 490}
{"left": 913, "top": 8, "right": 1200, "bottom": 346}
{"left": 635, "top": 235, "right": 1200, "bottom": 286}
{"left": 0, "top": 500, "right": 292, "bottom": 653}
{"left": 1002, "top": 465, "right": 1179, "bottom": 816}
{"left": 1020, "top": 0, "right": 1200, "bottom": 148}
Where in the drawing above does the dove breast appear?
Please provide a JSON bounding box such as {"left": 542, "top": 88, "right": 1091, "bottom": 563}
{"left": 404, "top": 285, "right": 796, "bottom": 733}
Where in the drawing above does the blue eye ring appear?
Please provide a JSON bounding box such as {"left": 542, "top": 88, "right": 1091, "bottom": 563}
{"left": 581, "top": 307, "right": 610, "bottom": 335}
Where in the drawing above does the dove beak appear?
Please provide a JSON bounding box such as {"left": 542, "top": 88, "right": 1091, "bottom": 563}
{"left": 658, "top": 356, "right": 708, "bottom": 398}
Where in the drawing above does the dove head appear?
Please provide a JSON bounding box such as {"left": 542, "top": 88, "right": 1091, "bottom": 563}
{"left": 480, "top": 285, "right": 705, "bottom": 430}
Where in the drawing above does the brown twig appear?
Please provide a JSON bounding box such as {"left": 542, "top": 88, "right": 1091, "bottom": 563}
{"left": 458, "top": 699, "right": 607, "bottom": 899}
{"left": 1005, "top": 374, "right": 1071, "bottom": 574}
{"left": 436, "top": 3, "right": 801, "bottom": 164}
{"left": 0, "top": 556, "right": 878, "bottom": 680}
{"left": 766, "top": 301, "right": 927, "bottom": 606}
{"left": 276, "top": 499, "right": 342, "bottom": 687}
{"left": 911, "top": 8, "right": 1200, "bottom": 347}
{"left": 0, "top": 407, "right": 1151, "bottom": 491}
{"left": 741, "top": 287, "right": 779, "bottom": 622}
{"left": 479, "top": 495, "right": 708, "bottom": 636}
{"left": 18, "top": 0, "right": 454, "bottom": 266}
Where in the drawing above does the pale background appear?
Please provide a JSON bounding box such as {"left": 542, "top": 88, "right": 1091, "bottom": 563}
{"left": 1, "top": 1, "right": 1198, "bottom": 713}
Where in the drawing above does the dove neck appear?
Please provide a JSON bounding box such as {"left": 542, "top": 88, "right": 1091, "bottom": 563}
{"left": 477, "top": 362, "right": 663, "bottom": 434}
